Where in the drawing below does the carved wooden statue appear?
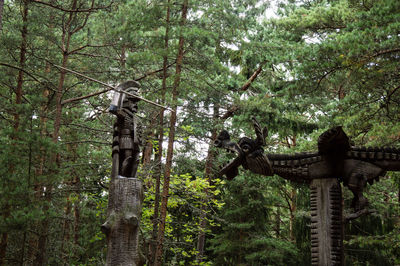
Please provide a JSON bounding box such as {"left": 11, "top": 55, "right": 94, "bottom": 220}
{"left": 215, "top": 118, "right": 400, "bottom": 265}
{"left": 102, "top": 81, "right": 144, "bottom": 266}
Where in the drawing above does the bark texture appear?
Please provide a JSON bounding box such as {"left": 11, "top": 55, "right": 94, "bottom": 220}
{"left": 102, "top": 178, "right": 144, "bottom": 266}
{"left": 149, "top": 1, "right": 171, "bottom": 263}
{"left": 0, "top": 0, "right": 4, "bottom": 33}
{"left": 154, "top": 1, "right": 188, "bottom": 265}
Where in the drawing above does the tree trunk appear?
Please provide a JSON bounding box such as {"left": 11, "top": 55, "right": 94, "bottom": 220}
{"left": 142, "top": 111, "right": 160, "bottom": 170}
{"left": 33, "top": 0, "right": 78, "bottom": 261}
{"left": 149, "top": 131, "right": 163, "bottom": 265}
{"left": 73, "top": 176, "right": 81, "bottom": 248}
{"left": 61, "top": 198, "right": 72, "bottom": 261}
{"left": 289, "top": 188, "right": 297, "bottom": 241}
{"left": 102, "top": 178, "right": 144, "bottom": 266}
{"left": 27, "top": 57, "right": 51, "bottom": 266}
{"left": 149, "top": 1, "right": 170, "bottom": 263}
{"left": 0, "top": 0, "right": 4, "bottom": 33}
{"left": 0, "top": 1, "right": 28, "bottom": 264}
{"left": 154, "top": 1, "right": 188, "bottom": 265}
{"left": 32, "top": 38, "right": 69, "bottom": 266}
{"left": 149, "top": 1, "right": 169, "bottom": 264}
{"left": 142, "top": 129, "right": 155, "bottom": 167}
{"left": 275, "top": 206, "right": 280, "bottom": 237}
{"left": 196, "top": 105, "right": 219, "bottom": 263}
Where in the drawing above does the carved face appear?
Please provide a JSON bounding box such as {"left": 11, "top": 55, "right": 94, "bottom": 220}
{"left": 109, "top": 81, "right": 140, "bottom": 115}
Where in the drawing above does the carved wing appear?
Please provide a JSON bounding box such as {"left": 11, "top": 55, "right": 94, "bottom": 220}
{"left": 252, "top": 117, "right": 268, "bottom": 147}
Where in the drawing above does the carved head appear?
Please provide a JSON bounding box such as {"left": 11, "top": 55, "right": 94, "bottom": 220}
{"left": 215, "top": 118, "right": 273, "bottom": 179}
{"left": 109, "top": 80, "right": 141, "bottom": 115}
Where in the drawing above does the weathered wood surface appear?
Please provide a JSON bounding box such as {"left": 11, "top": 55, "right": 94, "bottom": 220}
{"left": 310, "top": 178, "right": 343, "bottom": 266}
{"left": 102, "top": 177, "right": 144, "bottom": 266}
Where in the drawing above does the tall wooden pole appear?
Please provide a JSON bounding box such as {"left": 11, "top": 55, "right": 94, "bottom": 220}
{"left": 310, "top": 178, "right": 343, "bottom": 266}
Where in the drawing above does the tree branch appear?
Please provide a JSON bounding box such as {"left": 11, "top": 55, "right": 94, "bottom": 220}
{"left": 0, "top": 62, "right": 41, "bottom": 84}
{"left": 345, "top": 208, "right": 375, "bottom": 222}
{"left": 370, "top": 48, "right": 400, "bottom": 58}
{"left": 71, "top": 0, "right": 94, "bottom": 34}
{"left": 68, "top": 43, "right": 116, "bottom": 55}
{"left": 221, "top": 61, "right": 268, "bottom": 120}
{"left": 72, "top": 52, "right": 121, "bottom": 61}
{"left": 241, "top": 60, "right": 267, "bottom": 91}
{"left": 61, "top": 87, "right": 112, "bottom": 105}
{"left": 135, "top": 61, "right": 176, "bottom": 81}
{"left": 32, "top": 0, "right": 112, "bottom": 13}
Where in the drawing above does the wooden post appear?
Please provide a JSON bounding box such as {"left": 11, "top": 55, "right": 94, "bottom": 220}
{"left": 310, "top": 178, "right": 343, "bottom": 266}
{"left": 102, "top": 177, "right": 144, "bottom": 266}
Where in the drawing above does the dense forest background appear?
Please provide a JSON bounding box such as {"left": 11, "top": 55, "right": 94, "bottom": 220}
{"left": 1, "top": 0, "right": 399, "bottom": 265}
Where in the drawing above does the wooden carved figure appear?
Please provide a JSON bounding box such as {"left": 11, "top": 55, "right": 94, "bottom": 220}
{"left": 215, "top": 118, "right": 400, "bottom": 265}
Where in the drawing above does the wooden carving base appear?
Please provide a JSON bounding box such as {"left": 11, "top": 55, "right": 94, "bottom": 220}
{"left": 102, "top": 178, "right": 144, "bottom": 266}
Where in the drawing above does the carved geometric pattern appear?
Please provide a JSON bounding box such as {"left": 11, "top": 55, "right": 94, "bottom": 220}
{"left": 310, "top": 179, "right": 343, "bottom": 266}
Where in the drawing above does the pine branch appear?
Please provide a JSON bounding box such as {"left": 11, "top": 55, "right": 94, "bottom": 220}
{"left": 32, "top": 0, "right": 113, "bottom": 13}
{"left": 61, "top": 87, "right": 112, "bottom": 105}
{"left": 221, "top": 61, "right": 268, "bottom": 120}
{"left": 135, "top": 61, "right": 176, "bottom": 81}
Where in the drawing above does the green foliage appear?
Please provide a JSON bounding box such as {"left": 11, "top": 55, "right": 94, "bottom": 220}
{"left": 210, "top": 174, "right": 298, "bottom": 265}
{"left": 1, "top": 0, "right": 399, "bottom": 265}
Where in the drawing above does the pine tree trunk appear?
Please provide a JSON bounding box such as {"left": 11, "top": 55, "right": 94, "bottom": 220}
{"left": 289, "top": 188, "right": 297, "bottom": 241}
{"left": 142, "top": 129, "right": 155, "bottom": 167}
{"left": 73, "top": 176, "right": 81, "bottom": 248}
{"left": 149, "top": 130, "right": 163, "bottom": 265}
{"left": 154, "top": 1, "right": 188, "bottom": 265}
{"left": 149, "top": 1, "right": 170, "bottom": 264}
{"left": 0, "top": 0, "right": 4, "bottom": 33}
{"left": 33, "top": 1, "right": 79, "bottom": 260}
{"left": 61, "top": 198, "right": 72, "bottom": 261}
{"left": 27, "top": 60, "right": 51, "bottom": 266}
{"left": 287, "top": 136, "right": 297, "bottom": 241}
{"left": 0, "top": 1, "right": 28, "bottom": 263}
{"left": 60, "top": 135, "right": 79, "bottom": 262}
{"left": 32, "top": 39, "right": 70, "bottom": 266}
{"left": 275, "top": 206, "right": 280, "bottom": 237}
{"left": 196, "top": 106, "right": 219, "bottom": 263}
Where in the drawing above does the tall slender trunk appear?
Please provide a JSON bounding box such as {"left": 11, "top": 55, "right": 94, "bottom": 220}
{"left": 27, "top": 48, "right": 52, "bottom": 266}
{"left": 0, "top": 1, "right": 28, "bottom": 264}
{"left": 154, "top": 1, "right": 188, "bottom": 265}
{"left": 0, "top": 0, "right": 4, "bottom": 33}
{"left": 73, "top": 175, "right": 81, "bottom": 248}
{"left": 196, "top": 105, "right": 219, "bottom": 263}
{"left": 142, "top": 113, "right": 159, "bottom": 169}
{"left": 61, "top": 121, "right": 82, "bottom": 262}
{"left": 34, "top": 0, "right": 76, "bottom": 262}
{"left": 61, "top": 197, "right": 72, "bottom": 261}
{"left": 142, "top": 130, "right": 155, "bottom": 167}
{"left": 27, "top": 63, "right": 51, "bottom": 266}
{"left": 275, "top": 206, "right": 281, "bottom": 237}
{"left": 33, "top": 37, "right": 69, "bottom": 266}
{"left": 149, "top": 1, "right": 170, "bottom": 264}
{"left": 288, "top": 136, "right": 297, "bottom": 241}
{"left": 289, "top": 188, "right": 297, "bottom": 241}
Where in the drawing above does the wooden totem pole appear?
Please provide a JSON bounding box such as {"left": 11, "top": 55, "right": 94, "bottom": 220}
{"left": 101, "top": 81, "right": 144, "bottom": 266}
{"left": 215, "top": 118, "right": 400, "bottom": 265}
